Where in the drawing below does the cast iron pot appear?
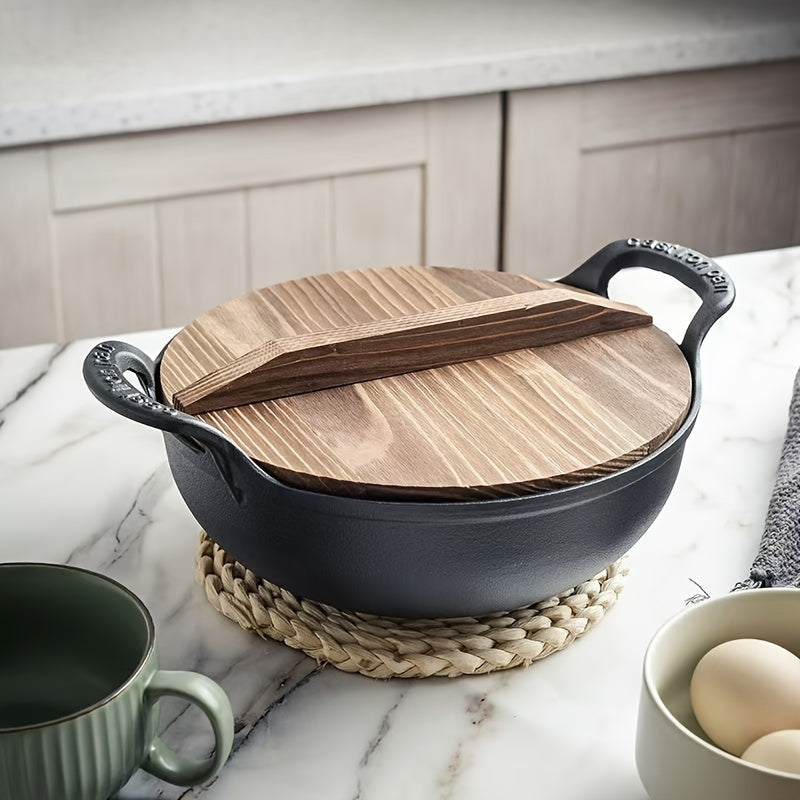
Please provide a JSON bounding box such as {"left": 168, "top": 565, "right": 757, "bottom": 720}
{"left": 83, "top": 239, "right": 734, "bottom": 618}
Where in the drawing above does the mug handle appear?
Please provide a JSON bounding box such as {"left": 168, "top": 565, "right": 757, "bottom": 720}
{"left": 142, "top": 670, "right": 234, "bottom": 787}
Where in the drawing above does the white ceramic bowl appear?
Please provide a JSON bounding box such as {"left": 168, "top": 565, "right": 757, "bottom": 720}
{"left": 636, "top": 588, "right": 800, "bottom": 800}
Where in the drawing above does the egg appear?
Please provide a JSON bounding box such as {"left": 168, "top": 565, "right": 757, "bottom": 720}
{"left": 689, "top": 638, "right": 800, "bottom": 755}
{"left": 741, "top": 730, "right": 800, "bottom": 776}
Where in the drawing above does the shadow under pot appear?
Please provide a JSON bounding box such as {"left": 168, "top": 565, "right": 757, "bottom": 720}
{"left": 83, "top": 238, "right": 734, "bottom": 618}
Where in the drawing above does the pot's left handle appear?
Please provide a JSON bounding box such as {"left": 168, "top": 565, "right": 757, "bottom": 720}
{"left": 83, "top": 341, "right": 250, "bottom": 501}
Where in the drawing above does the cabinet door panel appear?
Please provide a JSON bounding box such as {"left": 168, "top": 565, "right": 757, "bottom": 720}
{"left": 332, "top": 167, "right": 423, "bottom": 269}
{"left": 50, "top": 104, "right": 427, "bottom": 212}
{"left": 582, "top": 60, "right": 800, "bottom": 150}
{"left": 578, "top": 144, "right": 660, "bottom": 261}
{"left": 504, "top": 85, "right": 582, "bottom": 278}
{"left": 2, "top": 95, "right": 502, "bottom": 347}
{"left": 0, "top": 149, "right": 58, "bottom": 345}
{"left": 580, "top": 138, "right": 737, "bottom": 260}
{"left": 249, "top": 180, "right": 333, "bottom": 287}
{"left": 426, "top": 94, "right": 501, "bottom": 268}
{"left": 726, "top": 126, "right": 800, "bottom": 255}
{"left": 655, "top": 135, "right": 734, "bottom": 257}
{"left": 56, "top": 205, "right": 159, "bottom": 339}
{"left": 505, "top": 61, "right": 800, "bottom": 278}
{"left": 159, "top": 192, "right": 247, "bottom": 327}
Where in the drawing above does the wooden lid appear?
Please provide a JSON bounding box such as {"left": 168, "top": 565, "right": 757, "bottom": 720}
{"left": 159, "top": 266, "right": 691, "bottom": 500}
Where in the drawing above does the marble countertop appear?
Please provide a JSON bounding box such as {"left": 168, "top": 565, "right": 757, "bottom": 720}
{"left": 1, "top": 245, "right": 799, "bottom": 798}
{"left": 2, "top": 0, "right": 800, "bottom": 147}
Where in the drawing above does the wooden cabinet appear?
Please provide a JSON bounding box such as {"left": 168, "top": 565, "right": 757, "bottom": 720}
{"left": 0, "top": 95, "right": 501, "bottom": 347}
{"left": 504, "top": 60, "right": 800, "bottom": 278}
{"left": 3, "top": 58, "right": 800, "bottom": 348}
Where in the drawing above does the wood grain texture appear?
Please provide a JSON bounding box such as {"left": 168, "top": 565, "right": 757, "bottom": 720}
{"left": 504, "top": 60, "right": 800, "bottom": 278}
{"left": 249, "top": 179, "right": 333, "bottom": 286}
{"left": 655, "top": 135, "right": 734, "bottom": 257}
{"left": 504, "top": 84, "right": 583, "bottom": 279}
{"left": 0, "top": 147, "right": 58, "bottom": 347}
{"left": 426, "top": 94, "right": 502, "bottom": 268}
{"left": 50, "top": 103, "right": 427, "bottom": 211}
{"left": 160, "top": 266, "right": 691, "bottom": 500}
{"left": 172, "top": 287, "right": 651, "bottom": 413}
{"left": 725, "top": 126, "right": 800, "bottom": 255}
{"left": 332, "top": 167, "right": 422, "bottom": 268}
{"left": 582, "top": 60, "right": 800, "bottom": 151}
{"left": 578, "top": 144, "right": 660, "bottom": 259}
{"left": 55, "top": 204, "right": 159, "bottom": 339}
{"left": 158, "top": 191, "right": 247, "bottom": 328}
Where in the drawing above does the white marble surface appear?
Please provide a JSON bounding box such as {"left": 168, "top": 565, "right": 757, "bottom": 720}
{"left": 2, "top": 0, "right": 800, "bottom": 147}
{"left": 1, "top": 246, "right": 800, "bottom": 798}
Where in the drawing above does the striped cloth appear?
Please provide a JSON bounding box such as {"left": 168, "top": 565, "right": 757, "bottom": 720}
{"left": 735, "top": 365, "right": 800, "bottom": 590}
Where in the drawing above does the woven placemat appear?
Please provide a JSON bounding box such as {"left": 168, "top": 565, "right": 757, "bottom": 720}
{"left": 195, "top": 531, "right": 628, "bottom": 679}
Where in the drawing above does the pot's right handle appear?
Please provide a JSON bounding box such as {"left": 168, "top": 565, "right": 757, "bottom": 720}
{"left": 559, "top": 238, "right": 735, "bottom": 367}
{"left": 83, "top": 340, "right": 251, "bottom": 501}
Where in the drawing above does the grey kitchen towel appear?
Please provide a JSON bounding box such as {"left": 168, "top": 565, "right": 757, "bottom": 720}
{"left": 735, "top": 364, "right": 800, "bottom": 590}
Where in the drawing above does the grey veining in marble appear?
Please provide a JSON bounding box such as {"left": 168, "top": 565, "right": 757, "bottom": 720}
{"left": 1, "top": 0, "right": 800, "bottom": 146}
{"left": 1, "top": 248, "right": 799, "bottom": 798}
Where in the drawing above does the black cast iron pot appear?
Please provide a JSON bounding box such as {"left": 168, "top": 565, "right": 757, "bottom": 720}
{"left": 84, "top": 239, "right": 734, "bottom": 618}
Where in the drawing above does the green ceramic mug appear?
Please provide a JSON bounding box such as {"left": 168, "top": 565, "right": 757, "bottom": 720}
{"left": 0, "top": 563, "right": 234, "bottom": 800}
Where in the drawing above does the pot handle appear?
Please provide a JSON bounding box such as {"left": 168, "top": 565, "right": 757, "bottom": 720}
{"left": 559, "top": 238, "right": 734, "bottom": 367}
{"left": 83, "top": 340, "right": 250, "bottom": 501}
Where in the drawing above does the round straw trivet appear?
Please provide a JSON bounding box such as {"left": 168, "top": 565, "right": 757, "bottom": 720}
{"left": 195, "top": 531, "right": 628, "bottom": 679}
